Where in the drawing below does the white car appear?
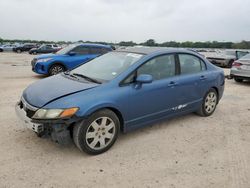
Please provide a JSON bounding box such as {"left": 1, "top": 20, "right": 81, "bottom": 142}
{"left": 0, "top": 44, "right": 16, "bottom": 52}
{"left": 230, "top": 53, "right": 250, "bottom": 82}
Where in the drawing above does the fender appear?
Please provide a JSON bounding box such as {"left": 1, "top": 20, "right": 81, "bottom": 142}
{"left": 78, "top": 102, "right": 122, "bottom": 117}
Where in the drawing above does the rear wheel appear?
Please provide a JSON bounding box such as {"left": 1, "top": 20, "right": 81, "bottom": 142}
{"left": 48, "top": 64, "right": 65, "bottom": 76}
{"left": 73, "top": 109, "right": 120, "bottom": 155}
{"left": 196, "top": 88, "right": 218, "bottom": 117}
{"left": 17, "top": 49, "right": 22, "bottom": 53}
{"left": 234, "top": 77, "right": 243, "bottom": 82}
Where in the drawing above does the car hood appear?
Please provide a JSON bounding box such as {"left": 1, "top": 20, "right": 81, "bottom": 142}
{"left": 23, "top": 74, "right": 99, "bottom": 108}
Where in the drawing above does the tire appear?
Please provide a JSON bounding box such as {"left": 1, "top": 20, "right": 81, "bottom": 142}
{"left": 234, "top": 77, "right": 243, "bottom": 82}
{"left": 73, "top": 109, "right": 120, "bottom": 155}
{"left": 196, "top": 88, "right": 218, "bottom": 117}
{"left": 0, "top": 49, "right": 3, "bottom": 52}
{"left": 48, "top": 64, "right": 65, "bottom": 76}
{"left": 17, "top": 49, "right": 22, "bottom": 53}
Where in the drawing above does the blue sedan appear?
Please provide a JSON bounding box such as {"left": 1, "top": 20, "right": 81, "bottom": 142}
{"left": 31, "top": 43, "right": 112, "bottom": 76}
{"left": 16, "top": 47, "right": 225, "bottom": 155}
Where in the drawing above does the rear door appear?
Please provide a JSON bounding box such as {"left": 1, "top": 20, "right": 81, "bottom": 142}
{"left": 175, "top": 53, "right": 209, "bottom": 111}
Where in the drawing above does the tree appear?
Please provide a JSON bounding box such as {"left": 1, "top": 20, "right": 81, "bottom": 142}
{"left": 144, "top": 39, "right": 156, "bottom": 46}
{"left": 119, "top": 41, "right": 137, "bottom": 46}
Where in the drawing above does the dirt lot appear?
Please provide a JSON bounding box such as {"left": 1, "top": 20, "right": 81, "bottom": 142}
{"left": 0, "top": 52, "right": 250, "bottom": 188}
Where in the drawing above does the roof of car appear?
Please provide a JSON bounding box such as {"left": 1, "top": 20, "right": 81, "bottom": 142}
{"left": 79, "top": 43, "right": 112, "bottom": 49}
{"left": 116, "top": 47, "right": 196, "bottom": 55}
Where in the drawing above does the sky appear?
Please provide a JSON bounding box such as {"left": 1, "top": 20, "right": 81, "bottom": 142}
{"left": 0, "top": 0, "right": 250, "bottom": 43}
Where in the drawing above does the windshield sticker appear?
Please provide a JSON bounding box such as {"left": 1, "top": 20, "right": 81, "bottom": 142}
{"left": 126, "top": 53, "right": 143, "bottom": 59}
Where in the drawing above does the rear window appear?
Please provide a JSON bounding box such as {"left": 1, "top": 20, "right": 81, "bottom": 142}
{"left": 179, "top": 54, "right": 206, "bottom": 75}
{"left": 240, "top": 53, "right": 250, "bottom": 60}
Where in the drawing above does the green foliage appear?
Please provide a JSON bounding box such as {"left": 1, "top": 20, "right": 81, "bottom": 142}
{"left": 0, "top": 37, "right": 249, "bottom": 49}
{"left": 119, "top": 41, "right": 136, "bottom": 46}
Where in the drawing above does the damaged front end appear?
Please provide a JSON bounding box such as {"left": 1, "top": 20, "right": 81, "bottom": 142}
{"left": 15, "top": 97, "right": 82, "bottom": 145}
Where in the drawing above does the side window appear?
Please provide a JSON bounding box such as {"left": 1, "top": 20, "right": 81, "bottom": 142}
{"left": 179, "top": 54, "right": 206, "bottom": 75}
{"left": 137, "top": 54, "right": 176, "bottom": 80}
{"left": 72, "top": 46, "right": 89, "bottom": 55}
{"left": 101, "top": 48, "right": 110, "bottom": 54}
{"left": 89, "top": 47, "right": 102, "bottom": 54}
{"left": 123, "top": 73, "right": 136, "bottom": 85}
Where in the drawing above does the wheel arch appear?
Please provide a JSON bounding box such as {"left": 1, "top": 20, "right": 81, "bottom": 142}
{"left": 211, "top": 86, "right": 219, "bottom": 103}
{"left": 48, "top": 61, "right": 67, "bottom": 72}
{"left": 83, "top": 104, "right": 125, "bottom": 133}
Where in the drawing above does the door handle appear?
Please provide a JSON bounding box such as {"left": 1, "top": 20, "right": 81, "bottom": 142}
{"left": 200, "top": 75, "right": 207, "bottom": 81}
{"left": 168, "top": 81, "right": 178, "bottom": 87}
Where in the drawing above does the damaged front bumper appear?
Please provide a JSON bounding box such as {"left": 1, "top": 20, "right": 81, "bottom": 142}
{"left": 15, "top": 101, "right": 81, "bottom": 145}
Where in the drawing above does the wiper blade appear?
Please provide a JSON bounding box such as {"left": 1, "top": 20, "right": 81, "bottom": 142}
{"left": 72, "top": 73, "right": 102, "bottom": 84}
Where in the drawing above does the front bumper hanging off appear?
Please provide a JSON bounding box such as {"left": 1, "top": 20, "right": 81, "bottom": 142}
{"left": 15, "top": 101, "right": 76, "bottom": 145}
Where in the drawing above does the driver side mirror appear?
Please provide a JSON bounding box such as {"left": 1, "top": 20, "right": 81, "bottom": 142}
{"left": 68, "top": 51, "right": 76, "bottom": 56}
{"left": 136, "top": 74, "right": 153, "bottom": 84}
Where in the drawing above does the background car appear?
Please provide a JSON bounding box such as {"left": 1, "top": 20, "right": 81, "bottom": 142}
{"left": 31, "top": 43, "right": 113, "bottom": 76}
{"left": 13, "top": 43, "right": 37, "bottom": 53}
{"left": 0, "top": 44, "right": 16, "bottom": 52}
{"left": 16, "top": 48, "right": 225, "bottom": 155}
{"left": 206, "top": 50, "right": 249, "bottom": 68}
{"left": 29, "top": 44, "right": 60, "bottom": 55}
{"left": 230, "top": 53, "right": 250, "bottom": 82}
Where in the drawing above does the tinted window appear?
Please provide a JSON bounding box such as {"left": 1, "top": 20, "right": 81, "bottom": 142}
{"left": 237, "top": 51, "right": 249, "bottom": 59}
{"left": 101, "top": 48, "right": 110, "bottom": 53}
{"left": 137, "top": 54, "right": 176, "bottom": 80}
{"left": 179, "top": 54, "right": 206, "bottom": 75}
{"left": 90, "top": 47, "right": 103, "bottom": 54}
{"left": 72, "top": 46, "right": 89, "bottom": 55}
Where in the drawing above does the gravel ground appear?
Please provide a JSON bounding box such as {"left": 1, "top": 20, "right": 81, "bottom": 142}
{"left": 0, "top": 52, "right": 250, "bottom": 188}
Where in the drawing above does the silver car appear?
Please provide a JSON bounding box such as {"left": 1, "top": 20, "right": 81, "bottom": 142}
{"left": 207, "top": 50, "right": 249, "bottom": 68}
{"left": 0, "top": 44, "right": 15, "bottom": 52}
{"left": 230, "top": 53, "right": 250, "bottom": 82}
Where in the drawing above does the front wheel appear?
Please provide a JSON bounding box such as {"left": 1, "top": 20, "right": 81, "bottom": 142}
{"left": 196, "top": 88, "right": 218, "bottom": 117}
{"left": 73, "top": 109, "right": 120, "bottom": 155}
{"left": 48, "top": 64, "right": 65, "bottom": 76}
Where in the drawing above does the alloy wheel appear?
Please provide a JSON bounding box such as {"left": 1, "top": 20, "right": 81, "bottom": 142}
{"left": 204, "top": 92, "right": 217, "bottom": 114}
{"left": 85, "top": 117, "right": 116, "bottom": 150}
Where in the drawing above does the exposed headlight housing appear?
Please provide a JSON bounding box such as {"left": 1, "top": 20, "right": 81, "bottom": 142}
{"left": 32, "top": 107, "right": 79, "bottom": 119}
{"left": 37, "top": 58, "right": 52, "bottom": 63}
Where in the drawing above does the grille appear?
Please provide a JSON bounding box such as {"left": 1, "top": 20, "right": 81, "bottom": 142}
{"left": 20, "top": 98, "right": 37, "bottom": 118}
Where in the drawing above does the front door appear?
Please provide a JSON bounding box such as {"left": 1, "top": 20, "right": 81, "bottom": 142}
{"left": 126, "top": 54, "right": 179, "bottom": 128}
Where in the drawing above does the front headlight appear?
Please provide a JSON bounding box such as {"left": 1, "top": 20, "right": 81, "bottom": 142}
{"left": 37, "top": 58, "right": 52, "bottom": 63}
{"left": 32, "top": 107, "right": 79, "bottom": 119}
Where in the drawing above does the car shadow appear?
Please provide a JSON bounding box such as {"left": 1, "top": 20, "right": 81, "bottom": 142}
{"left": 13, "top": 113, "right": 199, "bottom": 158}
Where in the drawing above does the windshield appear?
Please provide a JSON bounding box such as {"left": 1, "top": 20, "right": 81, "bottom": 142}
{"left": 70, "top": 52, "right": 143, "bottom": 82}
{"left": 240, "top": 53, "right": 250, "bottom": 60}
{"left": 56, "top": 44, "right": 76, "bottom": 55}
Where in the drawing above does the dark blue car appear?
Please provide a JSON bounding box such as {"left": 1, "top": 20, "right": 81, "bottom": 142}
{"left": 31, "top": 43, "right": 112, "bottom": 76}
{"left": 16, "top": 47, "right": 225, "bottom": 155}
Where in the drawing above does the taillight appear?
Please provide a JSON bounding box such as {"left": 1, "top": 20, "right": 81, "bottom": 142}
{"left": 232, "top": 62, "right": 242, "bottom": 67}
